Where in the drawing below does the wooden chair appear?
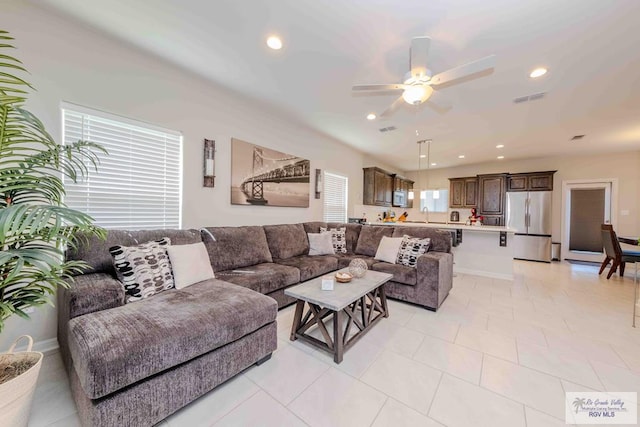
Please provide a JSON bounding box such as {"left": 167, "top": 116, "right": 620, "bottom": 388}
{"left": 599, "top": 224, "right": 640, "bottom": 279}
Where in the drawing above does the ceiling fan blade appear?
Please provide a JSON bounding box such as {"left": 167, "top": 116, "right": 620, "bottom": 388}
{"left": 352, "top": 84, "right": 406, "bottom": 91}
{"left": 430, "top": 54, "right": 496, "bottom": 88}
{"left": 380, "top": 96, "right": 405, "bottom": 118}
{"left": 426, "top": 91, "right": 452, "bottom": 114}
{"left": 410, "top": 37, "right": 431, "bottom": 79}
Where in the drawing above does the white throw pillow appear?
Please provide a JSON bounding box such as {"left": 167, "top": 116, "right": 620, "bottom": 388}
{"left": 167, "top": 242, "right": 215, "bottom": 289}
{"left": 308, "top": 232, "right": 335, "bottom": 256}
{"left": 374, "top": 236, "right": 404, "bottom": 264}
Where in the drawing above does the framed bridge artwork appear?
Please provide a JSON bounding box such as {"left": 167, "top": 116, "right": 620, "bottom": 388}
{"left": 230, "top": 138, "right": 311, "bottom": 207}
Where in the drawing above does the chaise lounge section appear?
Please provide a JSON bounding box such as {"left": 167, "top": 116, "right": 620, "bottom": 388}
{"left": 59, "top": 229, "right": 278, "bottom": 426}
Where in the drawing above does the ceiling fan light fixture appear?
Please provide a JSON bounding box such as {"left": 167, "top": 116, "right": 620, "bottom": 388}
{"left": 366, "top": 113, "right": 376, "bottom": 120}
{"left": 402, "top": 85, "right": 433, "bottom": 105}
{"left": 266, "top": 36, "right": 283, "bottom": 50}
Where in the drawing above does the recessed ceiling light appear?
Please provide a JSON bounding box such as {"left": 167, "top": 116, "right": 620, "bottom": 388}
{"left": 266, "top": 36, "right": 283, "bottom": 50}
{"left": 366, "top": 113, "right": 376, "bottom": 120}
{"left": 458, "top": 155, "right": 465, "bottom": 159}
{"left": 529, "top": 67, "right": 547, "bottom": 78}
{"left": 497, "top": 155, "right": 505, "bottom": 159}
{"left": 419, "top": 154, "right": 427, "bottom": 158}
{"left": 431, "top": 163, "right": 437, "bottom": 166}
{"left": 496, "top": 144, "right": 504, "bottom": 149}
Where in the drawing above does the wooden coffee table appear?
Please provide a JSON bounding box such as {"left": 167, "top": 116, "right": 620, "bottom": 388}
{"left": 284, "top": 268, "right": 392, "bottom": 363}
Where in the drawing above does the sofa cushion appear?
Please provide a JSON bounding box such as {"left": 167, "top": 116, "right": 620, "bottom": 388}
{"left": 202, "top": 226, "right": 273, "bottom": 271}
{"left": 308, "top": 232, "right": 335, "bottom": 256}
{"left": 374, "top": 236, "right": 403, "bottom": 264}
{"left": 391, "top": 227, "right": 451, "bottom": 253}
{"left": 303, "top": 221, "right": 328, "bottom": 234}
{"left": 263, "top": 224, "right": 309, "bottom": 260}
{"left": 371, "top": 262, "right": 417, "bottom": 286}
{"left": 167, "top": 242, "right": 215, "bottom": 289}
{"left": 109, "top": 238, "right": 174, "bottom": 302}
{"left": 396, "top": 235, "right": 431, "bottom": 268}
{"left": 274, "top": 255, "right": 338, "bottom": 281}
{"left": 67, "top": 279, "right": 277, "bottom": 399}
{"left": 67, "top": 229, "right": 202, "bottom": 276}
{"left": 354, "top": 226, "right": 394, "bottom": 257}
{"left": 215, "top": 263, "right": 300, "bottom": 294}
{"left": 328, "top": 223, "right": 362, "bottom": 254}
{"left": 320, "top": 227, "right": 347, "bottom": 254}
{"left": 332, "top": 254, "right": 377, "bottom": 269}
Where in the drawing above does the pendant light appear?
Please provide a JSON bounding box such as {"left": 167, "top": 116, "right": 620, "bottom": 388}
{"left": 409, "top": 140, "right": 428, "bottom": 201}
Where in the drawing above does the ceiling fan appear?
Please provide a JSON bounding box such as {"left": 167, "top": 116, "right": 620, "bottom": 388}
{"left": 352, "top": 37, "right": 496, "bottom": 117}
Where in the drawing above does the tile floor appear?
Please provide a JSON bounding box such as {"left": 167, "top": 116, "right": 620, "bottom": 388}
{"left": 31, "top": 260, "right": 640, "bottom": 426}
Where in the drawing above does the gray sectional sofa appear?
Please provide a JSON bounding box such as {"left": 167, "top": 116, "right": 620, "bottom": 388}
{"left": 58, "top": 222, "right": 452, "bottom": 426}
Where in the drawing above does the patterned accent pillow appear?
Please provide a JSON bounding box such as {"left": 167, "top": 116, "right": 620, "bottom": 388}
{"left": 396, "top": 235, "right": 431, "bottom": 268}
{"left": 109, "top": 238, "right": 174, "bottom": 302}
{"left": 320, "top": 227, "right": 347, "bottom": 254}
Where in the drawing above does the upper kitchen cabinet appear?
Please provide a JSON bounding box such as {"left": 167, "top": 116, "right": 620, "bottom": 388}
{"left": 449, "top": 177, "right": 478, "bottom": 208}
{"left": 478, "top": 173, "right": 507, "bottom": 222}
{"left": 507, "top": 171, "right": 556, "bottom": 192}
{"left": 363, "top": 167, "right": 393, "bottom": 206}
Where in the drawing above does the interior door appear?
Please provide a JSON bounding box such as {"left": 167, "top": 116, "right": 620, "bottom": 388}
{"left": 562, "top": 181, "right": 612, "bottom": 263}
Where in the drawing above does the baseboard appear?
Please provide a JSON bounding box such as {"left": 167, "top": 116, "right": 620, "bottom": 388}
{"left": 453, "top": 267, "right": 514, "bottom": 281}
{"left": 10, "top": 337, "right": 60, "bottom": 355}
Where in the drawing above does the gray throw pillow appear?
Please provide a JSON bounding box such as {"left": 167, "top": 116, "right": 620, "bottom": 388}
{"left": 308, "top": 232, "right": 335, "bottom": 256}
{"left": 110, "top": 238, "right": 174, "bottom": 302}
{"left": 320, "top": 227, "right": 347, "bottom": 254}
{"left": 396, "top": 235, "right": 431, "bottom": 268}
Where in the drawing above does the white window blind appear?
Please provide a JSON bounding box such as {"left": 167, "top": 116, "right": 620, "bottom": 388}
{"left": 62, "top": 104, "right": 182, "bottom": 230}
{"left": 323, "top": 172, "right": 348, "bottom": 222}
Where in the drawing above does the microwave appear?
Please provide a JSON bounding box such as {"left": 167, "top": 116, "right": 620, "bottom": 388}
{"left": 393, "top": 190, "right": 406, "bottom": 207}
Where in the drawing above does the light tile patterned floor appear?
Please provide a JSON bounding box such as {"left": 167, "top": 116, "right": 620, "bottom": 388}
{"left": 31, "top": 261, "right": 640, "bottom": 426}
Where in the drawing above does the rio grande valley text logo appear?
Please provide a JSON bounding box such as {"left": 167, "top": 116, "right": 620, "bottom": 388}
{"left": 566, "top": 392, "right": 637, "bottom": 425}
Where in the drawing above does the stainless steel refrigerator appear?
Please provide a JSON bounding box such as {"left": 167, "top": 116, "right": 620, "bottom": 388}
{"left": 506, "top": 191, "right": 552, "bottom": 262}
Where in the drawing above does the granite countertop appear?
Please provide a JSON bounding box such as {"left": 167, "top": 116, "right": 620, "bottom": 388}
{"left": 363, "top": 221, "right": 516, "bottom": 233}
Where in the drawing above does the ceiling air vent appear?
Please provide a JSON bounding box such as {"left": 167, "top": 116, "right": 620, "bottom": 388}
{"left": 570, "top": 135, "right": 585, "bottom": 141}
{"left": 379, "top": 126, "right": 397, "bottom": 133}
{"left": 513, "top": 92, "right": 547, "bottom": 104}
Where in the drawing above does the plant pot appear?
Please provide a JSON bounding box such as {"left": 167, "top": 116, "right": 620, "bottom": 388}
{"left": 0, "top": 335, "right": 43, "bottom": 427}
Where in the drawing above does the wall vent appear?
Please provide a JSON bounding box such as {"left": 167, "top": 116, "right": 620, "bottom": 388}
{"left": 513, "top": 92, "right": 547, "bottom": 104}
{"left": 570, "top": 135, "right": 585, "bottom": 141}
{"left": 379, "top": 126, "right": 397, "bottom": 133}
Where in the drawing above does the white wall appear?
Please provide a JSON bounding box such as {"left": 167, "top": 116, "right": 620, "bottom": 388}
{"left": 405, "top": 151, "right": 640, "bottom": 239}
{"left": 1, "top": 2, "right": 368, "bottom": 349}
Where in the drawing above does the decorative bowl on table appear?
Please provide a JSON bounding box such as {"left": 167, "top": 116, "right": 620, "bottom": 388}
{"left": 335, "top": 272, "right": 353, "bottom": 283}
{"left": 348, "top": 258, "right": 368, "bottom": 278}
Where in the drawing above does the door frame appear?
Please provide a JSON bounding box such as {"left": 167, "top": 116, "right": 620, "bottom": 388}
{"left": 561, "top": 178, "right": 618, "bottom": 262}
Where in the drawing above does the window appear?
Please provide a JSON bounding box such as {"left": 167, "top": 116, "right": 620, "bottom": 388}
{"left": 420, "top": 189, "right": 449, "bottom": 213}
{"left": 323, "top": 172, "right": 348, "bottom": 222}
{"left": 62, "top": 103, "right": 182, "bottom": 230}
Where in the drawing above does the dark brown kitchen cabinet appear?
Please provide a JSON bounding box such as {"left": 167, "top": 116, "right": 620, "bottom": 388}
{"left": 480, "top": 215, "right": 503, "bottom": 226}
{"left": 528, "top": 172, "right": 554, "bottom": 191}
{"left": 507, "top": 171, "right": 555, "bottom": 192}
{"left": 463, "top": 178, "right": 478, "bottom": 207}
{"left": 363, "top": 167, "right": 393, "bottom": 206}
{"left": 449, "top": 179, "right": 464, "bottom": 207}
{"left": 449, "top": 177, "right": 477, "bottom": 208}
{"left": 478, "top": 173, "right": 507, "bottom": 223}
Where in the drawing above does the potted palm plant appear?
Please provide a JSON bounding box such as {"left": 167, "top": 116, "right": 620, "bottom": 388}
{"left": 0, "top": 29, "right": 105, "bottom": 426}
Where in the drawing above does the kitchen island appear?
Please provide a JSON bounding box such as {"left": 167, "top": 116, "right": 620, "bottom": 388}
{"left": 365, "top": 221, "right": 516, "bottom": 280}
